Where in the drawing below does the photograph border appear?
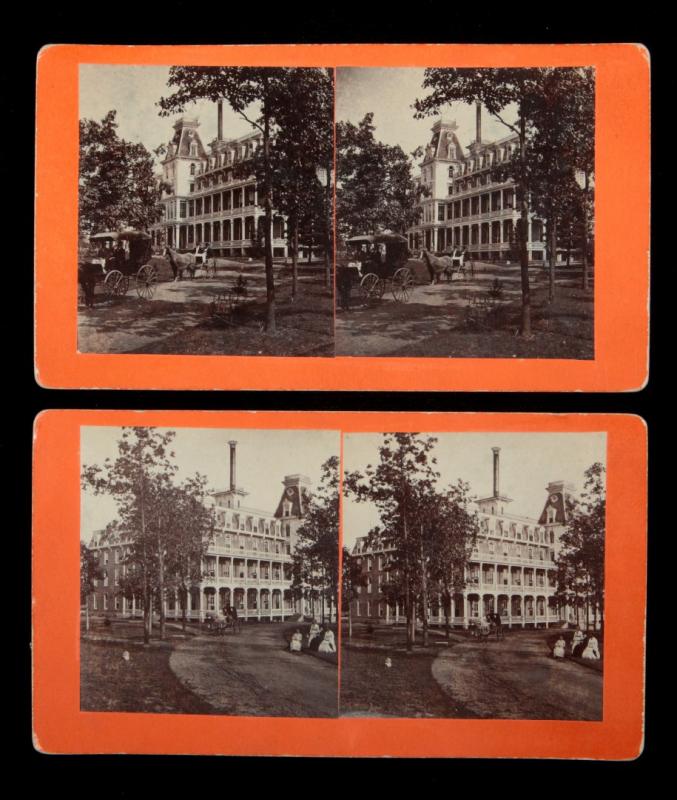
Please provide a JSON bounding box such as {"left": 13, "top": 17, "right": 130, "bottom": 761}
{"left": 35, "top": 43, "right": 649, "bottom": 391}
{"left": 33, "top": 410, "right": 646, "bottom": 758}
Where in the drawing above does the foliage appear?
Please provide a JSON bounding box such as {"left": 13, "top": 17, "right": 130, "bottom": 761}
{"left": 554, "top": 463, "right": 606, "bottom": 626}
{"left": 81, "top": 427, "right": 213, "bottom": 642}
{"left": 80, "top": 542, "right": 105, "bottom": 603}
{"left": 344, "top": 433, "right": 478, "bottom": 649}
{"left": 291, "top": 456, "right": 340, "bottom": 616}
{"left": 336, "top": 113, "right": 424, "bottom": 238}
{"left": 79, "top": 110, "right": 166, "bottom": 237}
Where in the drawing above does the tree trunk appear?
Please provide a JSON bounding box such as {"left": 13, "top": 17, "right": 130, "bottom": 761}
{"left": 324, "top": 163, "right": 332, "bottom": 290}
{"left": 581, "top": 172, "right": 590, "bottom": 291}
{"left": 292, "top": 216, "right": 299, "bottom": 302}
{"left": 548, "top": 217, "right": 557, "bottom": 303}
{"left": 262, "top": 86, "right": 276, "bottom": 333}
{"left": 158, "top": 551, "right": 165, "bottom": 641}
{"left": 518, "top": 109, "right": 531, "bottom": 336}
{"left": 181, "top": 586, "right": 187, "bottom": 633}
{"left": 85, "top": 595, "right": 90, "bottom": 632}
{"left": 348, "top": 598, "right": 352, "bottom": 639}
{"left": 420, "top": 532, "right": 429, "bottom": 648}
{"left": 443, "top": 592, "right": 450, "bottom": 641}
{"left": 403, "top": 505, "right": 413, "bottom": 653}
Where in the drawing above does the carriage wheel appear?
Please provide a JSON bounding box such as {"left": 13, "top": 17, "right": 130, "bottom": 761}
{"left": 391, "top": 267, "right": 414, "bottom": 303}
{"left": 103, "top": 270, "right": 126, "bottom": 300}
{"left": 136, "top": 264, "right": 157, "bottom": 300}
{"left": 359, "top": 273, "right": 384, "bottom": 305}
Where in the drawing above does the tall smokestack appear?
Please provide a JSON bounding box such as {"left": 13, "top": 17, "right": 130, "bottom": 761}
{"left": 228, "top": 440, "right": 237, "bottom": 490}
{"left": 492, "top": 447, "right": 500, "bottom": 497}
{"left": 476, "top": 101, "right": 482, "bottom": 144}
{"left": 217, "top": 100, "right": 223, "bottom": 142}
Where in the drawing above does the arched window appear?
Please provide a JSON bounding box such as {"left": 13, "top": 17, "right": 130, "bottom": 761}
{"left": 190, "top": 163, "right": 196, "bottom": 175}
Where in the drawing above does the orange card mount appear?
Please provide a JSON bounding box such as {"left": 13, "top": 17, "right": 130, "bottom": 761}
{"left": 33, "top": 410, "right": 647, "bottom": 758}
{"left": 35, "top": 44, "right": 649, "bottom": 391}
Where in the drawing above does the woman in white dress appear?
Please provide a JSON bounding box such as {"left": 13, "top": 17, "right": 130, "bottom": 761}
{"left": 318, "top": 626, "right": 336, "bottom": 654}
{"left": 289, "top": 629, "right": 303, "bottom": 653}
{"left": 307, "top": 620, "right": 321, "bottom": 649}
{"left": 581, "top": 634, "right": 601, "bottom": 660}
{"left": 553, "top": 636, "right": 566, "bottom": 658}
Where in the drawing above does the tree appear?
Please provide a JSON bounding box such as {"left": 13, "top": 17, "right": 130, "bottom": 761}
{"left": 526, "top": 68, "right": 595, "bottom": 300}
{"left": 415, "top": 68, "right": 554, "bottom": 337}
{"left": 164, "top": 474, "right": 214, "bottom": 633}
{"left": 554, "top": 463, "right": 606, "bottom": 630}
{"left": 81, "top": 427, "right": 213, "bottom": 644}
{"left": 425, "top": 481, "right": 479, "bottom": 641}
{"left": 263, "top": 69, "right": 334, "bottom": 296}
{"left": 79, "top": 110, "right": 165, "bottom": 237}
{"left": 80, "top": 542, "right": 105, "bottom": 632}
{"left": 160, "top": 67, "right": 329, "bottom": 333}
{"left": 341, "top": 546, "right": 367, "bottom": 640}
{"left": 336, "top": 114, "right": 423, "bottom": 238}
{"left": 291, "top": 456, "right": 339, "bottom": 621}
{"left": 344, "top": 433, "right": 440, "bottom": 652}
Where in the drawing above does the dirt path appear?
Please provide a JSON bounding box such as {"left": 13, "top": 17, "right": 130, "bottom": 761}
{"left": 169, "top": 623, "right": 338, "bottom": 717}
{"left": 432, "top": 630, "right": 602, "bottom": 720}
{"left": 335, "top": 264, "right": 593, "bottom": 358}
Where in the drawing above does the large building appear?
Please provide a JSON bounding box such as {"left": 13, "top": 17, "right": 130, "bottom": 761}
{"left": 407, "top": 106, "right": 545, "bottom": 263}
{"left": 350, "top": 447, "right": 575, "bottom": 629}
{"left": 153, "top": 101, "right": 287, "bottom": 258}
{"left": 86, "top": 441, "right": 324, "bottom": 622}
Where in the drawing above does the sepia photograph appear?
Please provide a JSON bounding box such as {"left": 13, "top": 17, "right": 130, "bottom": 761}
{"left": 336, "top": 67, "right": 595, "bottom": 359}
{"left": 77, "top": 65, "right": 334, "bottom": 356}
{"left": 341, "top": 432, "right": 605, "bottom": 720}
{"left": 80, "top": 426, "right": 339, "bottom": 717}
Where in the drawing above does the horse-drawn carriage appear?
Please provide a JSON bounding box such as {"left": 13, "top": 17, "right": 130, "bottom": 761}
{"left": 337, "top": 233, "right": 415, "bottom": 308}
{"left": 78, "top": 230, "right": 158, "bottom": 306}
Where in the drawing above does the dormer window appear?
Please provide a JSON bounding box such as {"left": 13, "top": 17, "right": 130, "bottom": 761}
{"left": 190, "top": 142, "right": 198, "bottom": 157}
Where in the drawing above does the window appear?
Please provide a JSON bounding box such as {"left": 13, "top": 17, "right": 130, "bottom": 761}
{"left": 190, "top": 164, "right": 196, "bottom": 175}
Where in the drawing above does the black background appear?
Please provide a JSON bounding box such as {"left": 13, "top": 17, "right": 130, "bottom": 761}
{"left": 11, "top": 1, "right": 665, "bottom": 787}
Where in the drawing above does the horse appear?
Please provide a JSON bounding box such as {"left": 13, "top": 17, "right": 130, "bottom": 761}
{"left": 78, "top": 262, "right": 102, "bottom": 308}
{"left": 163, "top": 246, "right": 197, "bottom": 281}
{"left": 419, "top": 249, "right": 464, "bottom": 284}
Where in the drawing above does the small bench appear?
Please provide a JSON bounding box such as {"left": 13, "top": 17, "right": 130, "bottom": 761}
{"left": 464, "top": 291, "right": 506, "bottom": 328}
{"left": 209, "top": 275, "right": 249, "bottom": 323}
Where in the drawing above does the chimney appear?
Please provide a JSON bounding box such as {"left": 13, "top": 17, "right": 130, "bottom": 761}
{"left": 217, "top": 100, "right": 223, "bottom": 142}
{"left": 476, "top": 101, "right": 482, "bottom": 144}
{"left": 228, "top": 440, "right": 237, "bottom": 490}
{"left": 492, "top": 447, "right": 500, "bottom": 497}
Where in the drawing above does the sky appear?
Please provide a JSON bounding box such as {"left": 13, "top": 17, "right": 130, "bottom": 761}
{"left": 336, "top": 67, "right": 518, "bottom": 164}
{"left": 79, "top": 64, "right": 261, "bottom": 160}
{"left": 80, "top": 426, "right": 339, "bottom": 541}
{"left": 342, "top": 432, "right": 607, "bottom": 549}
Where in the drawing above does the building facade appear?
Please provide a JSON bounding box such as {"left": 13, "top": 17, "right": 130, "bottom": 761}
{"left": 407, "top": 107, "right": 546, "bottom": 263}
{"left": 350, "top": 447, "right": 574, "bottom": 630}
{"left": 152, "top": 102, "right": 287, "bottom": 258}
{"left": 86, "top": 441, "right": 323, "bottom": 623}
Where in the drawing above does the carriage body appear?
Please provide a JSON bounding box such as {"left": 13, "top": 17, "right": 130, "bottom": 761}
{"left": 79, "top": 230, "right": 157, "bottom": 304}
{"left": 340, "top": 233, "right": 415, "bottom": 306}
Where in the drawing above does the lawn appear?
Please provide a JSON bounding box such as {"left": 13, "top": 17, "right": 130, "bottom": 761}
{"left": 80, "top": 618, "right": 213, "bottom": 714}
{"left": 340, "top": 645, "right": 471, "bottom": 718}
{"left": 128, "top": 279, "right": 334, "bottom": 357}
{"left": 81, "top": 638, "right": 214, "bottom": 714}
